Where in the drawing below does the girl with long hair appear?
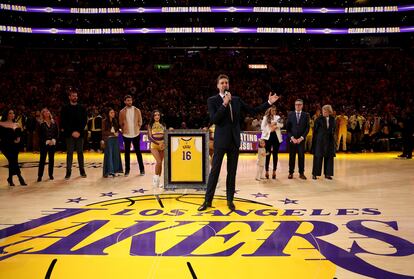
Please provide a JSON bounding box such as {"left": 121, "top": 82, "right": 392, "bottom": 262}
{"left": 260, "top": 106, "right": 283, "bottom": 179}
{"left": 102, "top": 108, "right": 123, "bottom": 177}
{"left": 0, "top": 109, "right": 27, "bottom": 186}
{"left": 148, "top": 110, "right": 166, "bottom": 187}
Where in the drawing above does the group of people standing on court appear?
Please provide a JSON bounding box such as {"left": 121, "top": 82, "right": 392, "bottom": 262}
{"left": 100, "top": 94, "right": 166, "bottom": 187}
{"left": 256, "top": 100, "right": 336, "bottom": 182}
{"left": 3, "top": 74, "right": 409, "bottom": 216}
{"left": 0, "top": 88, "right": 168, "bottom": 187}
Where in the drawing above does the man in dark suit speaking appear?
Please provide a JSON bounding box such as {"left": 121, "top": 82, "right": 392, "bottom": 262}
{"left": 286, "top": 99, "right": 310, "bottom": 179}
{"left": 198, "top": 74, "right": 279, "bottom": 211}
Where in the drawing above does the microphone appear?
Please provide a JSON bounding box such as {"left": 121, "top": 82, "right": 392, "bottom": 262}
{"left": 224, "top": 89, "right": 231, "bottom": 101}
{"left": 223, "top": 89, "right": 233, "bottom": 122}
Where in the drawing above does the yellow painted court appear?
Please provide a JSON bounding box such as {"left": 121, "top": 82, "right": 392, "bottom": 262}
{"left": 0, "top": 152, "right": 413, "bottom": 278}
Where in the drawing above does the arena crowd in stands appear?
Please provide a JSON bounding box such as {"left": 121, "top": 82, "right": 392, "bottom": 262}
{"left": 0, "top": 46, "right": 413, "bottom": 153}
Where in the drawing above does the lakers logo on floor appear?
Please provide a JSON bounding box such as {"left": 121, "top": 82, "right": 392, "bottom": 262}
{"left": 0, "top": 194, "right": 412, "bottom": 278}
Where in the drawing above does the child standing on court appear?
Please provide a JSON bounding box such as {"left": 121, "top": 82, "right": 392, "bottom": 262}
{"left": 256, "top": 139, "right": 267, "bottom": 180}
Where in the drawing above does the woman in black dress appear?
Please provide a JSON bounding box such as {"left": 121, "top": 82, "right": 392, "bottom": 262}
{"left": 0, "top": 109, "right": 27, "bottom": 186}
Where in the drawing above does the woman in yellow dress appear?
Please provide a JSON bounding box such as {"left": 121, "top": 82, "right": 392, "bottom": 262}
{"left": 148, "top": 110, "right": 166, "bottom": 187}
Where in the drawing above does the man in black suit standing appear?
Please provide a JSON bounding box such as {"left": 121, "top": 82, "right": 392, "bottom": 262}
{"left": 198, "top": 74, "right": 279, "bottom": 211}
{"left": 61, "top": 88, "right": 88, "bottom": 180}
{"left": 286, "top": 99, "right": 310, "bottom": 179}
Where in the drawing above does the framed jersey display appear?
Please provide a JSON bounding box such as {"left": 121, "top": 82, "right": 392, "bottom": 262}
{"left": 164, "top": 130, "right": 209, "bottom": 189}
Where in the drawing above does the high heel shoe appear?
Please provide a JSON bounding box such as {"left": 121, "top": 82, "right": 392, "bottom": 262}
{"left": 272, "top": 171, "right": 276, "bottom": 179}
{"left": 17, "top": 174, "right": 27, "bottom": 186}
{"left": 265, "top": 171, "right": 269, "bottom": 179}
{"left": 7, "top": 177, "right": 15, "bottom": 186}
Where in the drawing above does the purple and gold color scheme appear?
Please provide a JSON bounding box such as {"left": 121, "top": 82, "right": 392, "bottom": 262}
{"left": 1, "top": 4, "right": 412, "bottom": 14}
{"left": 0, "top": 194, "right": 413, "bottom": 278}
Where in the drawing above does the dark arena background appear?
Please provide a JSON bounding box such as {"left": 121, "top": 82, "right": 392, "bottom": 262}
{"left": 0, "top": 1, "right": 413, "bottom": 278}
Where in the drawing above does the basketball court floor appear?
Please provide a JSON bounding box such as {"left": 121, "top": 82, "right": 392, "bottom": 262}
{"left": 0, "top": 152, "right": 413, "bottom": 278}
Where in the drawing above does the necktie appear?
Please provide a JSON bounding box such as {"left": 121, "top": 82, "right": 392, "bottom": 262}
{"left": 223, "top": 95, "right": 233, "bottom": 122}
{"left": 296, "top": 112, "right": 300, "bottom": 124}
{"left": 326, "top": 117, "right": 329, "bottom": 128}
{"left": 229, "top": 102, "right": 233, "bottom": 122}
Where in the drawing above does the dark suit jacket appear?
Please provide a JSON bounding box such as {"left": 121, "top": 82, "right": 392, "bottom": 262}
{"left": 61, "top": 103, "right": 87, "bottom": 138}
{"left": 39, "top": 122, "right": 59, "bottom": 145}
{"left": 312, "top": 116, "right": 336, "bottom": 157}
{"left": 208, "top": 94, "right": 270, "bottom": 149}
{"left": 286, "top": 111, "right": 310, "bottom": 140}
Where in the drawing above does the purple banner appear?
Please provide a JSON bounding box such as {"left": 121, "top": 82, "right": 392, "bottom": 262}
{"left": 240, "top": 131, "right": 289, "bottom": 152}
{"left": 118, "top": 131, "right": 150, "bottom": 152}
{"left": 1, "top": 4, "right": 412, "bottom": 14}
{"left": 0, "top": 25, "right": 411, "bottom": 34}
{"left": 119, "top": 131, "right": 288, "bottom": 153}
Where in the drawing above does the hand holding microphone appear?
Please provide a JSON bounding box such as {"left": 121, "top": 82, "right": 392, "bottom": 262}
{"left": 223, "top": 89, "right": 234, "bottom": 122}
{"left": 223, "top": 89, "right": 232, "bottom": 106}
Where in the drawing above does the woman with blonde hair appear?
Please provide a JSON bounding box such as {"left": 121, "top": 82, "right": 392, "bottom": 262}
{"left": 260, "top": 106, "right": 283, "bottom": 179}
{"left": 311, "top": 104, "right": 336, "bottom": 180}
{"left": 37, "top": 108, "right": 59, "bottom": 181}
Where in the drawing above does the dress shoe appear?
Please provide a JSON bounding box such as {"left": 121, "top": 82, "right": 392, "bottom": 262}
{"left": 265, "top": 171, "right": 269, "bottom": 179}
{"left": 140, "top": 171, "right": 145, "bottom": 176}
{"left": 325, "top": 175, "right": 333, "bottom": 180}
{"left": 227, "top": 201, "right": 235, "bottom": 211}
{"left": 272, "top": 171, "right": 276, "bottom": 179}
{"left": 7, "top": 177, "right": 15, "bottom": 186}
{"left": 197, "top": 201, "right": 212, "bottom": 211}
{"left": 80, "top": 172, "right": 87, "bottom": 178}
{"left": 299, "top": 174, "right": 307, "bottom": 180}
{"left": 37, "top": 177, "right": 42, "bottom": 182}
{"left": 18, "top": 175, "right": 27, "bottom": 186}
{"left": 312, "top": 175, "right": 317, "bottom": 180}
{"left": 398, "top": 154, "right": 406, "bottom": 158}
{"left": 124, "top": 171, "right": 130, "bottom": 177}
{"left": 288, "top": 174, "right": 293, "bottom": 179}
{"left": 64, "top": 173, "right": 71, "bottom": 180}
{"left": 49, "top": 175, "right": 54, "bottom": 180}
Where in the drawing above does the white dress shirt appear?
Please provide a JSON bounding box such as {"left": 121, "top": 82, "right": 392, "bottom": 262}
{"left": 124, "top": 107, "right": 139, "bottom": 138}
